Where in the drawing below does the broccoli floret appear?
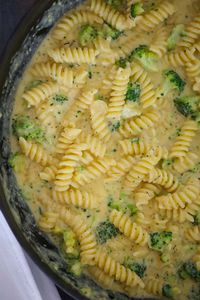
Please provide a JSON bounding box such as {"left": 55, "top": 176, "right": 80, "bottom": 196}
{"left": 193, "top": 212, "right": 200, "bottom": 225}
{"left": 63, "top": 229, "right": 79, "bottom": 258}
{"left": 124, "top": 257, "right": 146, "bottom": 278}
{"left": 79, "top": 24, "right": 97, "bottom": 46}
{"left": 95, "top": 220, "right": 119, "bottom": 244}
{"left": 53, "top": 94, "right": 68, "bottom": 103}
{"left": 129, "top": 45, "right": 159, "bottom": 71}
{"left": 25, "top": 80, "right": 43, "bottom": 91}
{"left": 150, "top": 231, "right": 173, "bottom": 252}
{"left": 12, "top": 115, "right": 45, "bottom": 143}
{"left": 9, "top": 152, "right": 26, "bottom": 172}
{"left": 158, "top": 70, "right": 185, "bottom": 97}
{"left": 115, "top": 57, "right": 128, "bottom": 69}
{"left": 178, "top": 261, "right": 200, "bottom": 281}
{"left": 70, "top": 261, "right": 82, "bottom": 277}
{"left": 162, "top": 284, "right": 173, "bottom": 298}
{"left": 130, "top": 2, "right": 144, "bottom": 18}
{"left": 101, "top": 24, "right": 122, "bottom": 40}
{"left": 108, "top": 197, "right": 138, "bottom": 216}
{"left": 125, "top": 82, "right": 141, "bottom": 102}
{"left": 167, "top": 24, "right": 185, "bottom": 51}
{"left": 174, "top": 96, "right": 200, "bottom": 118}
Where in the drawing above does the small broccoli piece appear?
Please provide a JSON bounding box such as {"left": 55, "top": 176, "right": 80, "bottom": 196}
{"left": 129, "top": 45, "right": 159, "bottom": 71}
{"left": 79, "top": 24, "right": 97, "bottom": 46}
{"left": 130, "top": 2, "right": 144, "bottom": 18}
{"left": 125, "top": 82, "right": 141, "bottom": 102}
{"left": 108, "top": 197, "right": 138, "bottom": 216}
{"left": 124, "top": 257, "right": 146, "bottom": 278}
{"left": 25, "top": 80, "right": 43, "bottom": 91}
{"left": 150, "top": 231, "right": 173, "bottom": 252}
{"left": 162, "top": 284, "right": 173, "bottom": 298}
{"left": 80, "top": 287, "right": 93, "bottom": 298}
{"left": 12, "top": 115, "right": 45, "bottom": 143}
{"left": 178, "top": 261, "right": 200, "bottom": 281}
{"left": 101, "top": 24, "right": 122, "bottom": 40}
{"left": 160, "top": 252, "right": 170, "bottom": 263}
{"left": 9, "top": 152, "right": 26, "bottom": 172}
{"left": 167, "top": 24, "right": 185, "bottom": 51}
{"left": 70, "top": 261, "right": 82, "bottom": 277}
{"left": 95, "top": 221, "right": 119, "bottom": 244}
{"left": 161, "top": 159, "right": 173, "bottom": 169}
{"left": 193, "top": 212, "right": 200, "bottom": 225}
{"left": 115, "top": 57, "right": 128, "bottom": 69}
{"left": 63, "top": 229, "right": 79, "bottom": 258}
{"left": 158, "top": 70, "right": 185, "bottom": 97}
{"left": 174, "top": 96, "right": 200, "bottom": 118}
{"left": 53, "top": 94, "right": 68, "bottom": 103}
{"left": 109, "top": 121, "right": 121, "bottom": 132}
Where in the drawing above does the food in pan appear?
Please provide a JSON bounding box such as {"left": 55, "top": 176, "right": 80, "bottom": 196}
{"left": 10, "top": 0, "right": 200, "bottom": 298}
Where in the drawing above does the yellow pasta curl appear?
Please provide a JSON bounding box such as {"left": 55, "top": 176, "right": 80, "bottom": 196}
{"left": 119, "top": 108, "right": 160, "bottom": 138}
{"left": 48, "top": 47, "right": 99, "bottom": 64}
{"left": 88, "top": 266, "right": 114, "bottom": 288}
{"left": 77, "top": 132, "right": 107, "bottom": 158}
{"left": 146, "top": 167, "right": 179, "bottom": 192}
{"left": 19, "top": 137, "right": 52, "bottom": 167}
{"left": 52, "top": 188, "right": 96, "bottom": 209}
{"left": 193, "top": 248, "right": 200, "bottom": 270}
{"left": 109, "top": 209, "right": 149, "bottom": 245}
{"left": 52, "top": 10, "right": 103, "bottom": 40}
{"left": 94, "top": 249, "right": 144, "bottom": 287}
{"left": 107, "top": 67, "right": 131, "bottom": 119}
{"left": 164, "top": 47, "right": 196, "bottom": 67}
{"left": 76, "top": 88, "right": 97, "bottom": 110}
{"left": 38, "top": 211, "right": 59, "bottom": 232}
{"left": 169, "top": 120, "right": 198, "bottom": 159}
{"left": 40, "top": 165, "right": 58, "bottom": 181}
{"left": 178, "top": 13, "right": 200, "bottom": 48}
{"left": 90, "top": 100, "right": 111, "bottom": 142}
{"left": 145, "top": 278, "right": 163, "bottom": 297}
{"left": 185, "top": 226, "right": 200, "bottom": 242}
{"left": 134, "top": 183, "right": 161, "bottom": 207}
{"left": 119, "top": 138, "right": 151, "bottom": 156}
{"left": 136, "top": 1, "right": 175, "bottom": 32}
{"left": 150, "top": 27, "right": 168, "bottom": 57}
{"left": 56, "top": 125, "right": 82, "bottom": 154}
{"left": 35, "top": 101, "right": 55, "bottom": 126}
{"left": 173, "top": 152, "right": 199, "bottom": 173}
{"left": 90, "top": 0, "right": 130, "bottom": 30}
{"left": 130, "top": 62, "right": 157, "bottom": 108}
{"left": 54, "top": 143, "right": 88, "bottom": 191}
{"left": 22, "top": 82, "right": 59, "bottom": 107}
{"left": 106, "top": 155, "right": 136, "bottom": 182}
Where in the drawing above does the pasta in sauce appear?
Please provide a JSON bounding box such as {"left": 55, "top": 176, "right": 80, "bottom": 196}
{"left": 10, "top": 0, "right": 200, "bottom": 299}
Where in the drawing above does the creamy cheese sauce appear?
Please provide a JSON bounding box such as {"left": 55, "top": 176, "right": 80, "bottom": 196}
{"left": 11, "top": 0, "right": 200, "bottom": 299}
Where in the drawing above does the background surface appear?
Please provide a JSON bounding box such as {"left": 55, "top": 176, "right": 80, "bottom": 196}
{"left": 0, "top": 1, "right": 73, "bottom": 299}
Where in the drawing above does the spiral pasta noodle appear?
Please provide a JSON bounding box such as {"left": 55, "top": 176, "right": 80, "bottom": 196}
{"left": 146, "top": 167, "right": 179, "bottom": 192}
{"left": 178, "top": 13, "right": 200, "bottom": 48}
{"left": 164, "top": 47, "right": 196, "bottom": 67}
{"left": 124, "top": 155, "right": 160, "bottom": 190}
{"left": 185, "top": 226, "right": 200, "bottom": 242}
{"left": 48, "top": 47, "right": 99, "bottom": 64}
{"left": 54, "top": 143, "right": 88, "bottom": 191}
{"left": 157, "top": 180, "right": 199, "bottom": 209}
{"left": 35, "top": 101, "right": 55, "bottom": 126}
{"left": 150, "top": 27, "right": 168, "bottom": 57}
{"left": 23, "top": 82, "right": 60, "bottom": 107}
{"left": 52, "top": 188, "right": 96, "bottom": 209}
{"left": 94, "top": 249, "right": 144, "bottom": 287}
{"left": 90, "top": 0, "right": 130, "bottom": 31}
{"left": 186, "top": 58, "right": 200, "bottom": 81}
{"left": 77, "top": 132, "right": 107, "bottom": 158}
{"left": 88, "top": 266, "right": 114, "bottom": 288}
{"left": 52, "top": 10, "right": 103, "bottom": 40}
{"left": 119, "top": 138, "right": 151, "bottom": 156}
{"left": 173, "top": 152, "right": 199, "bottom": 173}
{"left": 90, "top": 100, "right": 111, "bottom": 142}
{"left": 79, "top": 150, "right": 95, "bottom": 165}
{"left": 134, "top": 183, "right": 161, "bottom": 207}
{"left": 169, "top": 120, "right": 198, "bottom": 159}
{"left": 76, "top": 88, "right": 97, "bottom": 110}
{"left": 56, "top": 125, "right": 82, "bottom": 154}
{"left": 19, "top": 137, "right": 52, "bottom": 167}
{"left": 145, "top": 278, "right": 163, "bottom": 296}
{"left": 40, "top": 165, "right": 58, "bottom": 181}
{"left": 107, "top": 67, "right": 131, "bottom": 119}
{"left": 106, "top": 155, "right": 135, "bottom": 181}
{"left": 130, "top": 62, "right": 157, "bottom": 108}
{"left": 137, "top": 1, "right": 175, "bottom": 32}
{"left": 109, "top": 209, "right": 149, "bottom": 245}
{"left": 74, "top": 157, "right": 116, "bottom": 186}
{"left": 38, "top": 211, "right": 59, "bottom": 232}
{"left": 119, "top": 108, "right": 160, "bottom": 138}
{"left": 193, "top": 248, "right": 200, "bottom": 270}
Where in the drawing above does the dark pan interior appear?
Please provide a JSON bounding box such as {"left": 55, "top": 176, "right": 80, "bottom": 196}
{"left": 0, "top": 0, "right": 159, "bottom": 299}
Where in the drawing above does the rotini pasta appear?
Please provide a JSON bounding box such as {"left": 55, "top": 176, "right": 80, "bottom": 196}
{"left": 169, "top": 120, "right": 198, "bottom": 159}
{"left": 48, "top": 47, "right": 99, "bottom": 64}
{"left": 173, "top": 152, "right": 199, "bottom": 173}
{"left": 56, "top": 124, "right": 82, "bottom": 154}
{"left": 119, "top": 138, "right": 151, "bottom": 156}
{"left": 164, "top": 47, "right": 196, "bottom": 67}
{"left": 106, "top": 155, "right": 135, "bottom": 181}
{"left": 134, "top": 183, "right": 161, "bottom": 207}
{"left": 77, "top": 132, "right": 107, "bottom": 158}
{"left": 146, "top": 167, "right": 179, "bottom": 192}
{"left": 109, "top": 209, "right": 149, "bottom": 245}
{"left": 107, "top": 67, "right": 131, "bottom": 119}
{"left": 150, "top": 27, "right": 168, "bottom": 58}
{"left": 185, "top": 226, "right": 200, "bottom": 242}
{"left": 178, "top": 13, "right": 200, "bottom": 48}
